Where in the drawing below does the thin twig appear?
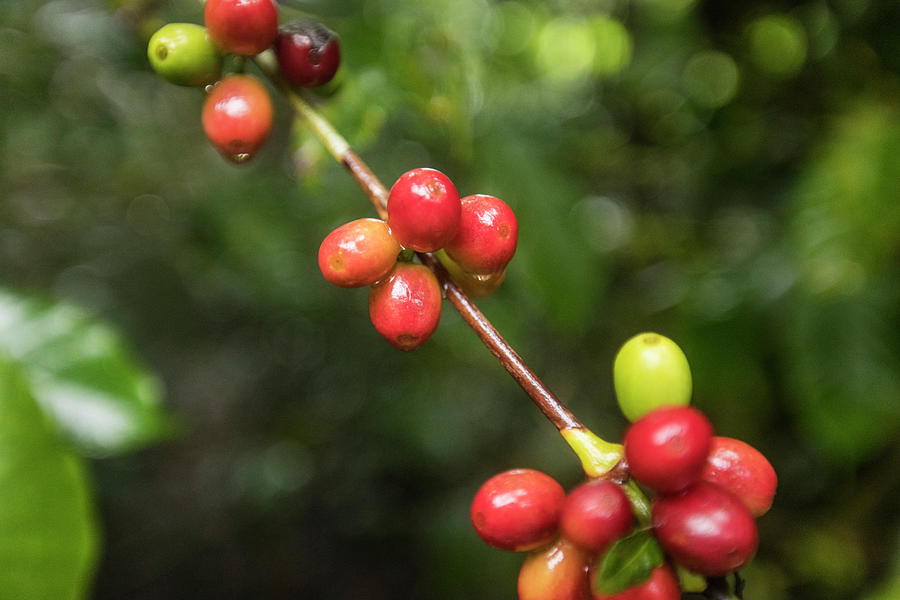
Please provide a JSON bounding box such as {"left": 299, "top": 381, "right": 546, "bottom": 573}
{"left": 336, "top": 128, "right": 582, "bottom": 431}
{"left": 262, "top": 57, "right": 586, "bottom": 432}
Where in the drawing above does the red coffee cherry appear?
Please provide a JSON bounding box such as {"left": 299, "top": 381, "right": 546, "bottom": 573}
{"left": 387, "top": 168, "right": 461, "bottom": 252}
{"left": 275, "top": 19, "right": 341, "bottom": 88}
{"left": 701, "top": 436, "right": 777, "bottom": 517}
{"left": 518, "top": 537, "right": 591, "bottom": 600}
{"left": 559, "top": 480, "right": 633, "bottom": 554}
{"left": 318, "top": 218, "right": 401, "bottom": 288}
{"left": 624, "top": 406, "right": 713, "bottom": 494}
{"left": 368, "top": 262, "right": 441, "bottom": 351}
{"left": 591, "top": 564, "right": 680, "bottom": 600}
{"left": 444, "top": 194, "right": 518, "bottom": 275}
{"left": 652, "top": 481, "right": 758, "bottom": 576}
{"left": 202, "top": 74, "right": 273, "bottom": 163}
{"left": 470, "top": 468, "right": 565, "bottom": 552}
{"left": 204, "top": 0, "right": 279, "bottom": 56}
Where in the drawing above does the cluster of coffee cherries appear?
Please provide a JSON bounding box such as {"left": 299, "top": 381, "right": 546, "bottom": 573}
{"left": 147, "top": 0, "right": 340, "bottom": 162}
{"left": 319, "top": 168, "right": 518, "bottom": 350}
{"left": 471, "top": 333, "right": 777, "bottom": 599}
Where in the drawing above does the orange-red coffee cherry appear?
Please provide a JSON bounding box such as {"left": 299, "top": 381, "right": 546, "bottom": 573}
{"left": 591, "top": 564, "right": 680, "bottom": 600}
{"left": 318, "top": 218, "right": 401, "bottom": 288}
{"left": 624, "top": 405, "right": 713, "bottom": 494}
{"left": 518, "top": 537, "right": 592, "bottom": 600}
{"left": 275, "top": 19, "right": 341, "bottom": 88}
{"left": 470, "top": 468, "right": 565, "bottom": 552}
{"left": 368, "top": 262, "right": 441, "bottom": 351}
{"left": 204, "top": 0, "right": 279, "bottom": 56}
{"left": 701, "top": 436, "right": 777, "bottom": 517}
{"left": 202, "top": 74, "right": 273, "bottom": 163}
{"left": 652, "top": 481, "right": 758, "bottom": 576}
{"left": 445, "top": 194, "right": 518, "bottom": 275}
{"left": 387, "top": 168, "right": 461, "bottom": 252}
{"left": 560, "top": 480, "right": 633, "bottom": 555}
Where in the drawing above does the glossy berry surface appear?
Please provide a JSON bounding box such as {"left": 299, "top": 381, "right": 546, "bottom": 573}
{"left": 204, "top": 0, "right": 279, "bottom": 56}
{"left": 440, "top": 254, "right": 505, "bottom": 298}
{"left": 470, "top": 468, "right": 565, "bottom": 552}
{"left": 202, "top": 75, "right": 273, "bottom": 163}
{"left": 387, "top": 168, "right": 461, "bottom": 252}
{"left": 560, "top": 480, "right": 633, "bottom": 554}
{"left": 652, "top": 481, "right": 758, "bottom": 576}
{"left": 591, "top": 564, "right": 680, "bottom": 600}
{"left": 318, "top": 218, "right": 400, "bottom": 288}
{"left": 275, "top": 19, "right": 341, "bottom": 87}
{"left": 368, "top": 262, "right": 441, "bottom": 351}
{"left": 518, "top": 537, "right": 591, "bottom": 600}
{"left": 444, "top": 194, "right": 518, "bottom": 275}
{"left": 147, "top": 23, "right": 222, "bottom": 87}
{"left": 624, "top": 405, "right": 713, "bottom": 494}
{"left": 701, "top": 436, "right": 777, "bottom": 517}
{"left": 613, "top": 333, "right": 692, "bottom": 422}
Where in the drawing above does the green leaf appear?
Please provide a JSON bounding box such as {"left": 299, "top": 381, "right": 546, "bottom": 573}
{"left": 592, "top": 530, "right": 665, "bottom": 596}
{"left": 0, "top": 287, "right": 174, "bottom": 456}
{"left": 781, "top": 289, "right": 900, "bottom": 465}
{"left": 0, "top": 356, "right": 99, "bottom": 599}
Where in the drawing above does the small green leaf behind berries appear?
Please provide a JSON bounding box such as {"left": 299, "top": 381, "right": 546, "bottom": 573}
{"left": 592, "top": 529, "right": 665, "bottom": 596}
{"left": 613, "top": 332, "right": 692, "bottom": 422}
{"left": 147, "top": 23, "right": 223, "bottom": 87}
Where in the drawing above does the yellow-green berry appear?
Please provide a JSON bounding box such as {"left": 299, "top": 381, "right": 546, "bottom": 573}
{"left": 613, "top": 332, "right": 692, "bottom": 421}
{"left": 147, "top": 23, "right": 223, "bottom": 87}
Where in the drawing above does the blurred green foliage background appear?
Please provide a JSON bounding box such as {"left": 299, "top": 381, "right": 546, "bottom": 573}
{"left": 1, "top": 0, "right": 899, "bottom": 598}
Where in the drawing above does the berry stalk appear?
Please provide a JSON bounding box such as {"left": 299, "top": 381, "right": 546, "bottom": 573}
{"left": 252, "top": 51, "right": 627, "bottom": 474}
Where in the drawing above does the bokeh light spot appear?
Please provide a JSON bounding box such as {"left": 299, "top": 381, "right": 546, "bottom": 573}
{"left": 747, "top": 14, "right": 807, "bottom": 77}
{"left": 495, "top": 1, "right": 536, "bottom": 56}
{"left": 535, "top": 18, "right": 596, "bottom": 83}
{"left": 682, "top": 50, "right": 740, "bottom": 108}
{"left": 591, "top": 15, "right": 632, "bottom": 76}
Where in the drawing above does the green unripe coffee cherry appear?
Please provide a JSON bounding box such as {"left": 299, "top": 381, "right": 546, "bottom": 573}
{"left": 613, "top": 332, "right": 692, "bottom": 421}
{"left": 148, "top": 23, "right": 223, "bottom": 87}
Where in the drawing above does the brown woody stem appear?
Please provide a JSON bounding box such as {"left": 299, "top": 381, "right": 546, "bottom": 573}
{"left": 339, "top": 145, "right": 582, "bottom": 432}
{"left": 253, "top": 52, "right": 631, "bottom": 479}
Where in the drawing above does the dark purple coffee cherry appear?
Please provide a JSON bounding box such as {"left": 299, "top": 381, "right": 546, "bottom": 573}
{"left": 275, "top": 19, "right": 341, "bottom": 88}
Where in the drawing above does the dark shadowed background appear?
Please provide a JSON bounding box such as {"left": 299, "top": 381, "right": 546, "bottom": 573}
{"left": 1, "top": 0, "right": 899, "bottom": 598}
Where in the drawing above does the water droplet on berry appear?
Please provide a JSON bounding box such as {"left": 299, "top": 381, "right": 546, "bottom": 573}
{"left": 229, "top": 152, "right": 251, "bottom": 163}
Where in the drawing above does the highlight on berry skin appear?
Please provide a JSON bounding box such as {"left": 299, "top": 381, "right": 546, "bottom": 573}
{"left": 518, "top": 537, "right": 592, "bottom": 600}
{"left": 470, "top": 468, "right": 565, "bottom": 552}
{"left": 147, "top": 23, "right": 223, "bottom": 87}
{"left": 201, "top": 74, "right": 274, "bottom": 163}
{"left": 318, "top": 218, "right": 401, "bottom": 288}
{"left": 613, "top": 332, "right": 693, "bottom": 422}
{"left": 368, "top": 262, "right": 442, "bottom": 351}
{"left": 204, "top": 0, "right": 279, "bottom": 56}
{"left": 651, "top": 481, "right": 759, "bottom": 576}
{"left": 445, "top": 194, "right": 519, "bottom": 276}
{"left": 387, "top": 167, "right": 461, "bottom": 253}
{"left": 439, "top": 253, "right": 507, "bottom": 298}
{"left": 275, "top": 19, "right": 342, "bottom": 88}
{"left": 624, "top": 405, "right": 714, "bottom": 494}
{"left": 701, "top": 436, "right": 778, "bottom": 517}
{"left": 559, "top": 479, "right": 633, "bottom": 555}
